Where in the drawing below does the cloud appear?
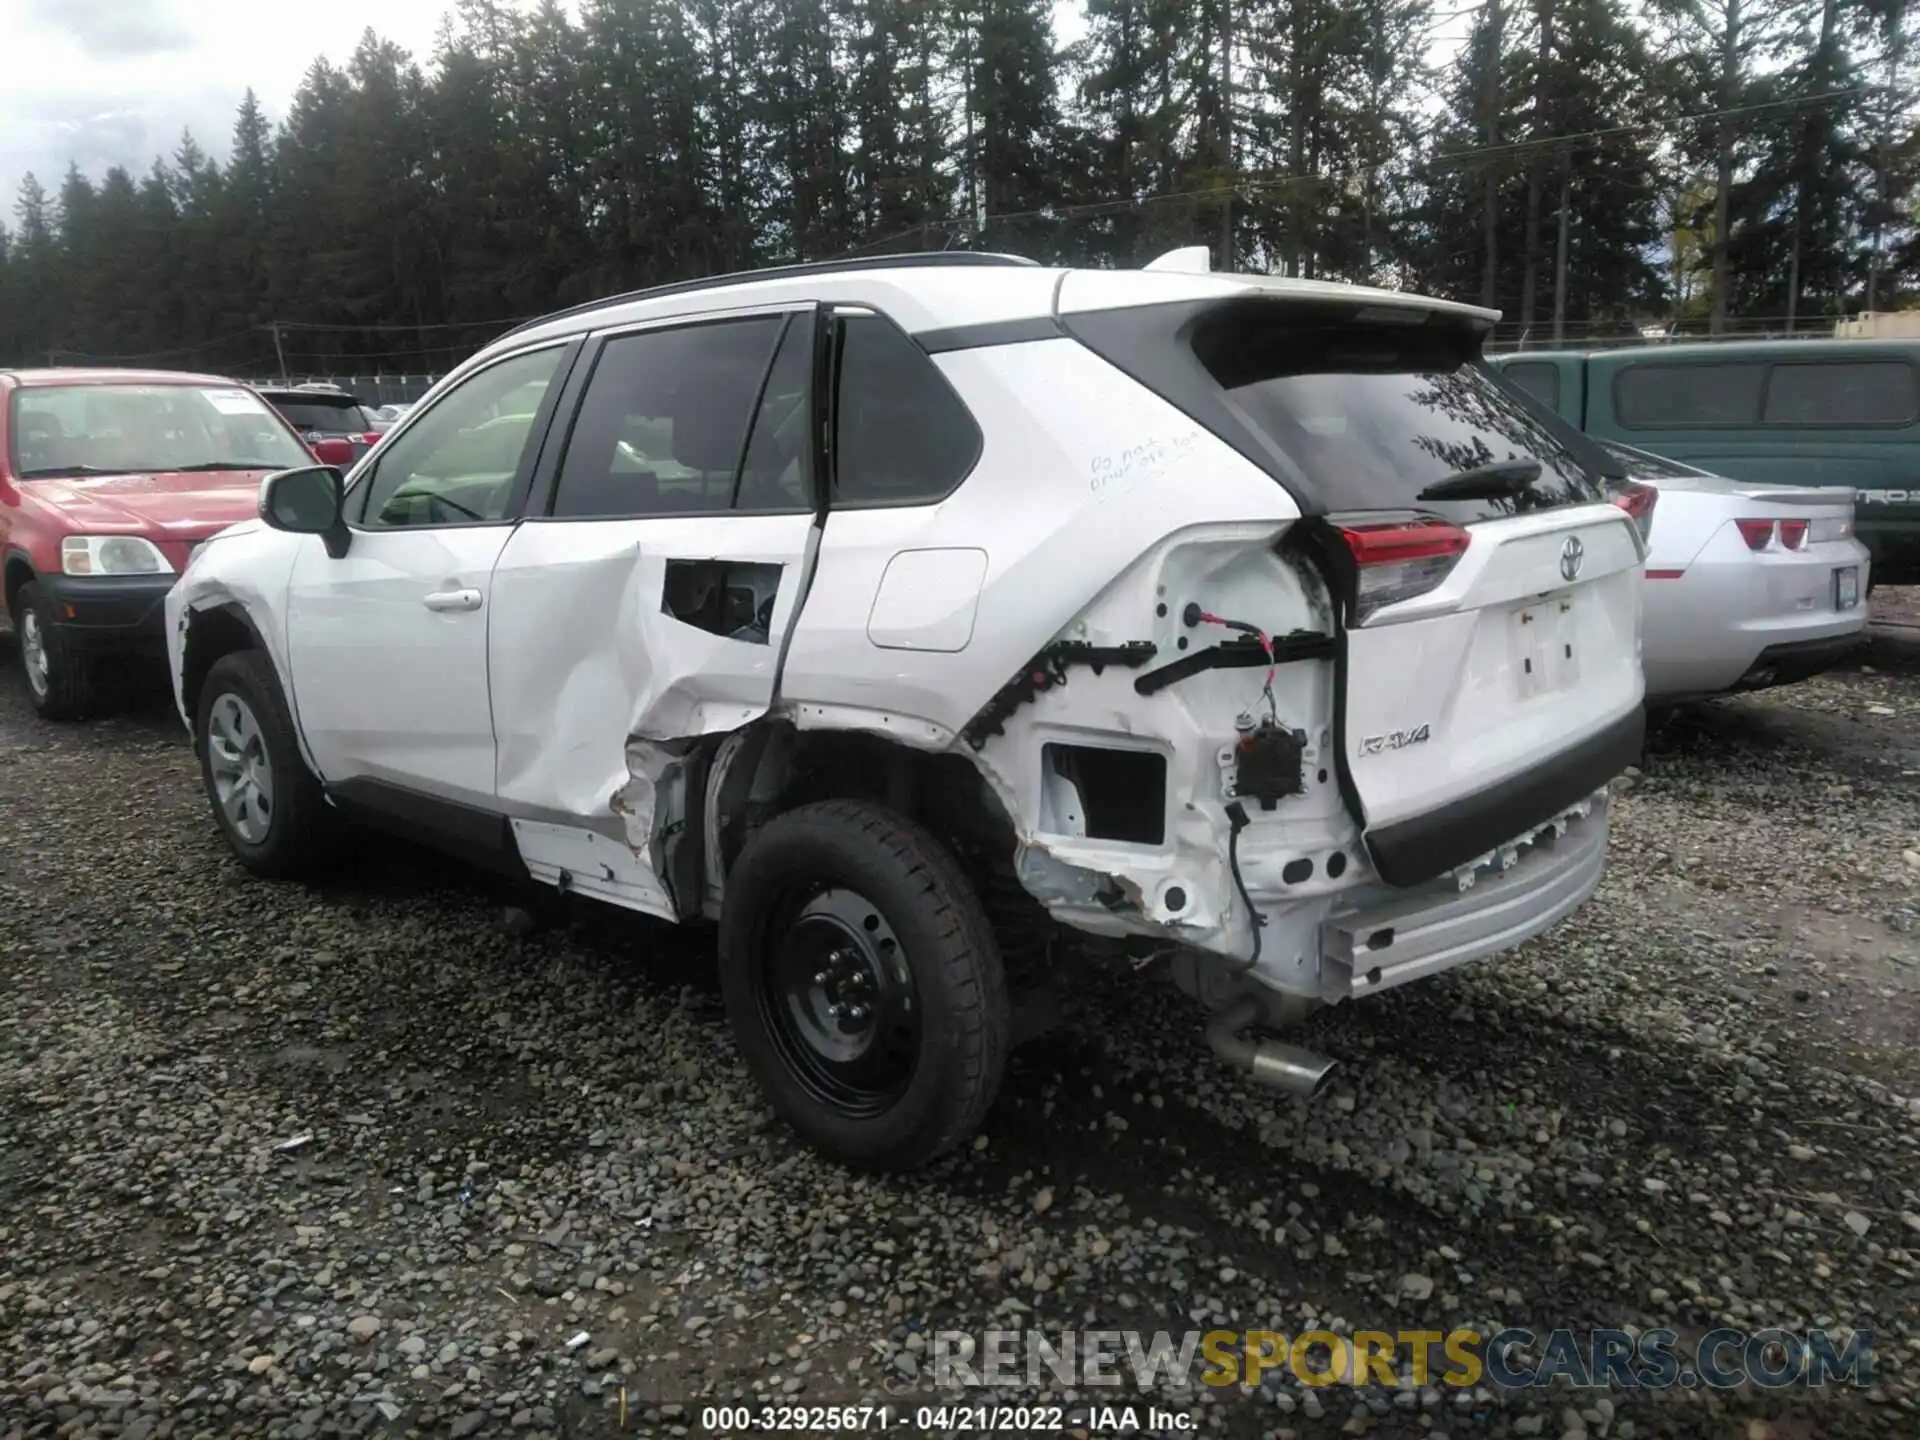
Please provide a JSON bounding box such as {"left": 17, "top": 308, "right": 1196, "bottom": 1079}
{"left": 0, "top": 1, "right": 544, "bottom": 210}
{"left": 23, "top": 0, "right": 193, "bottom": 59}
{"left": 0, "top": 87, "right": 243, "bottom": 208}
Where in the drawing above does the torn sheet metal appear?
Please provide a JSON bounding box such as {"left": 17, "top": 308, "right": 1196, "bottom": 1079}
{"left": 961, "top": 522, "right": 1352, "bottom": 985}
{"left": 485, "top": 512, "right": 819, "bottom": 911}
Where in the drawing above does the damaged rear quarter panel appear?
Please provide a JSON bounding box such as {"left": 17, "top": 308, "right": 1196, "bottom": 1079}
{"left": 776, "top": 338, "right": 1299, "bottom": 742}
{"left": 776, "top": 337, "right": 1340, "bottom": 962}
{"left": 988, "top": 528, "right": 1349, "bottom": 967}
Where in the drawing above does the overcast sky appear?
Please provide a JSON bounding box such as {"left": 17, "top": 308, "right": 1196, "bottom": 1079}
{"left": 3, "top": 0, "right": 1473, "bottom": 228}
{"left": 0, "top": 0, "right": 459, "bottom": 214}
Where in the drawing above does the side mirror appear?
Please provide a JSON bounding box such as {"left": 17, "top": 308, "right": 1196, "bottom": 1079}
{"left": 311, "top": 437, "right": 357, "bottom": 467}
{"left": 260, "top": 466, "right": 350, "bottom": 559}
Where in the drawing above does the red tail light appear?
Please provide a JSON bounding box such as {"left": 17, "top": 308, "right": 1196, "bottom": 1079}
{"left": 362, "top": 432, "right": 382, "bottom": 446}
{"left": 1735, "top": 519, "right": 1776, "bottom": 551}
{"left": 1608, "top": 479, "right": 1658, "bottom": 542}
{"left": 1777, "top": 518, "right": 1808, "bottom": 550}
{"left": 1333, "top": 519, "right": 1471, "bottom": 622}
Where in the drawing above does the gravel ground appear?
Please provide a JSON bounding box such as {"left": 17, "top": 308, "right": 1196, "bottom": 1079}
{"left": 2, "top": 601, "right": 1918, "bottom": 1440}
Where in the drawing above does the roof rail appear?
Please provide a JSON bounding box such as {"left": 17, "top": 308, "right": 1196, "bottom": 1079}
{"left": 496, "top": 251, "right": 1039, "bottom": 341}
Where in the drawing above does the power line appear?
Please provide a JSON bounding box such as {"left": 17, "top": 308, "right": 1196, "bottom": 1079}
{"left": 275, "top": 340, "right": 489, "bottom": 363}
{"left": 841, "top": 176, "right": 1334, "bottom": 257}
{"left": 265, "top": 316, "right": 534, "bottom": 334}
{"left": 1426, "top": 83, "right": 1893, "bottom": 166}
{"left": 47, "top": 332, "right": 261, "bottom": 364}
{"left": 846, "top": 81, "right": 1909, "bottom": 262}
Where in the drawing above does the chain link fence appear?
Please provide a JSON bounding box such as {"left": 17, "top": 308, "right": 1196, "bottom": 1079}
{"left": 246, "top": 375, "right": 444, "bottom": 406}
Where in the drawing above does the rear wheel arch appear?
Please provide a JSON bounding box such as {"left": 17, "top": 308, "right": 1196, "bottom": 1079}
{"left": 711, "top": 724, "right": 1054, "bottom": 990}
{"left": 722, "top": 725, "right": 1023, "bottom": 879}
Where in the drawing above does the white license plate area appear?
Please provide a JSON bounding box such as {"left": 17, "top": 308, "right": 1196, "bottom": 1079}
{"left": 1834, "top": 566, "right": 1859, "bottom": 611}
{"left": 1514, "top": 596, "right": 1580, "bottom": 699}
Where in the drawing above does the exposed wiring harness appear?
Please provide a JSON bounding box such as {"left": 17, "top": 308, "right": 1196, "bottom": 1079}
{"left": 1183, "top": 603, "right": 1281, "bottom": 971}
{"left": 1224, "top": 800, "right": 1264, "bottom": 973}
{"left": 1185, "top": 604, "right": 1279, "bottom": 722}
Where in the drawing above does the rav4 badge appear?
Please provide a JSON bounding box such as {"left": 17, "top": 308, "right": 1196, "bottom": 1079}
{"left": 1359, "top": 724, "right": 1431, "bottom": 756}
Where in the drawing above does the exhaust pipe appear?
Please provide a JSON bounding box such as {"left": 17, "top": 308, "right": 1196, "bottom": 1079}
{"left": 1205, "top": 997, "right": 1337, "bottom": 1098}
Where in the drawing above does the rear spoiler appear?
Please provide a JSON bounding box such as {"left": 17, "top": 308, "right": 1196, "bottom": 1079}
{"left": 1727, "top": 486, "right": 1857, "bottom": 508}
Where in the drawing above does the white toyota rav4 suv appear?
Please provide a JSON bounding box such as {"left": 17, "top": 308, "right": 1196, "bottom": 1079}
{"left": 166, "top": 250, "right": 1645, "bottom": 1170}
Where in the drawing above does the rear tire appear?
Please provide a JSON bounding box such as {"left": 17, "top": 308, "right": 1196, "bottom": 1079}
{"left": 718, "top": 800, "right": 1010, "bottom": 1171}
{"left": 195, "top": 649, "right": 341, "bottom": 877}
{"left": 13, "top": 581, "right": 105, "bottom": 721}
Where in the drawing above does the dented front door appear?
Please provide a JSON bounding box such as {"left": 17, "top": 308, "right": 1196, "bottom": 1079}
{"left": 486, "top": 306, "right": 821, "bottom": 918}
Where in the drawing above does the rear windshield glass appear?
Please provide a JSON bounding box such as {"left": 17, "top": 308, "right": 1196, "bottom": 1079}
{"left": 1191, "top": 307, "right": 1605, "bottom": 520}
{"left": 268, "top": 396, "right": 370, "bottom": 432}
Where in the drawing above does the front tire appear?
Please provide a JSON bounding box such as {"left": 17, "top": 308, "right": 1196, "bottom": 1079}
{"left": 195, "top": 649, "right": 341, "bottom": 877}
{"left": 718, "top": 800, "right": 1010, "bottom": 1171}
{"left": 13, "top": 581, "right": 104, "bottom": 721}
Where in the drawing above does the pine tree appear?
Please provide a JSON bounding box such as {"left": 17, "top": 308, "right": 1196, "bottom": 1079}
{"left": 760, "top": 0, "right": 851, "bottom": 260}
{"left": 1074, "top": 0, "right": 1198, "bottom": 264}
{"left": 216, "top": 90, "right": 276, "bottom": 354}
{"left": 959, "top": 0, "right": 1065, "bottom": 256}
{"left": 11, "top": 175, "right": 59, "bottom": 362}
{"left": 582, "top": 0, "right": 722, "bottom": 290}
{"left": 1, "top": 0, "right": 1912, "bottom": 369}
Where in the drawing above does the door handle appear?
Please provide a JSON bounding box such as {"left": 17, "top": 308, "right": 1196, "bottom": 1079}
{"left": 423, "top": 588, "right": 483, "bottom": 612}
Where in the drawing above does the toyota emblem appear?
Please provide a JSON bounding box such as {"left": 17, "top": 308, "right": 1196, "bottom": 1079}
{"left": 1559, "top": 535, "right": 1585, "bottom": 582}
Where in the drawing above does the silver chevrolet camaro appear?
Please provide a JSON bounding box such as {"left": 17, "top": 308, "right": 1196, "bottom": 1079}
{"left": 1599, "top": 441, "right": 1871, "bottom": 701}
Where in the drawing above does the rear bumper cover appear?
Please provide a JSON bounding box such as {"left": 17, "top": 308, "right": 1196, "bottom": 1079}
{"left": 1319, "top": 790, "right": 1610, "bottom": 1002}
{"left": 1642, "top": 547, "right": 1870, "bottom": 698}
{"left": 1734, "top": 632, "right": 1868, "bottom": 690}
{"left": 34, "top": 573, "right": 176, "bottom": 651}
{"left": 1362, "top": 706, "right": 1643, "bottom": 888}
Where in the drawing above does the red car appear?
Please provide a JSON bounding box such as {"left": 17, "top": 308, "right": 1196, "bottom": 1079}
{"left": 1, "top": 368, "right": 355, "bottom": 719}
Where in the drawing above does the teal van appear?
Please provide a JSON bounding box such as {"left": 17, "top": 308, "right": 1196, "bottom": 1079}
{"left": 1491, "top": 340, "right": 1920, "bottom": 585}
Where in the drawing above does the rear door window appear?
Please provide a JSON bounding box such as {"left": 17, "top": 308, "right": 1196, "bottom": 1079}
{"left": 1501, "top": 361, "right": 1561, "bottom": 411}
{"left": 1613, "top": 363, "right": 1764, "bottom": 428}
{"left": 550, "top": 316, "right": 787, "bottom": 519}
{"left": 1762, "top": 361, "right": 1919, "bottom": 427}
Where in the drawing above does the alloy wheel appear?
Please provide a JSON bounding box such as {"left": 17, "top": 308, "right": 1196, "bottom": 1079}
{"left": 206, "top": 692, "right": 275, "bottom": 844}
{"left": 18, "top": 609, "right": 50, "bottom": 700}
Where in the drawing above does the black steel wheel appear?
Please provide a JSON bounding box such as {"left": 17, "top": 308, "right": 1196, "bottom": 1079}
{"left": 719, "top": 799, "right": 1009, "bottom": 1170}
{"left": 759, "top": 886, "right": 922, "bottom": 1116}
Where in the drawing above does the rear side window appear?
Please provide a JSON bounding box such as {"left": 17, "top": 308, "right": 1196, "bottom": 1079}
{"left": 1186, "top": 306, "right": 1602, "bottom": 520}
{"left": 1614, "top": 363, "right": 1764, "bottom": 428}
{"left": 1763, "top": 361, "right": 1918, "bottom": 426}
{"left": 552, "top": 316, "right": 786, "bottom": 519}
{"left": 831, "top": 313, "right": 981, "bottom": 506}
{"left": 1502, "top": 361, "right": 1560, "bottom": 410}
